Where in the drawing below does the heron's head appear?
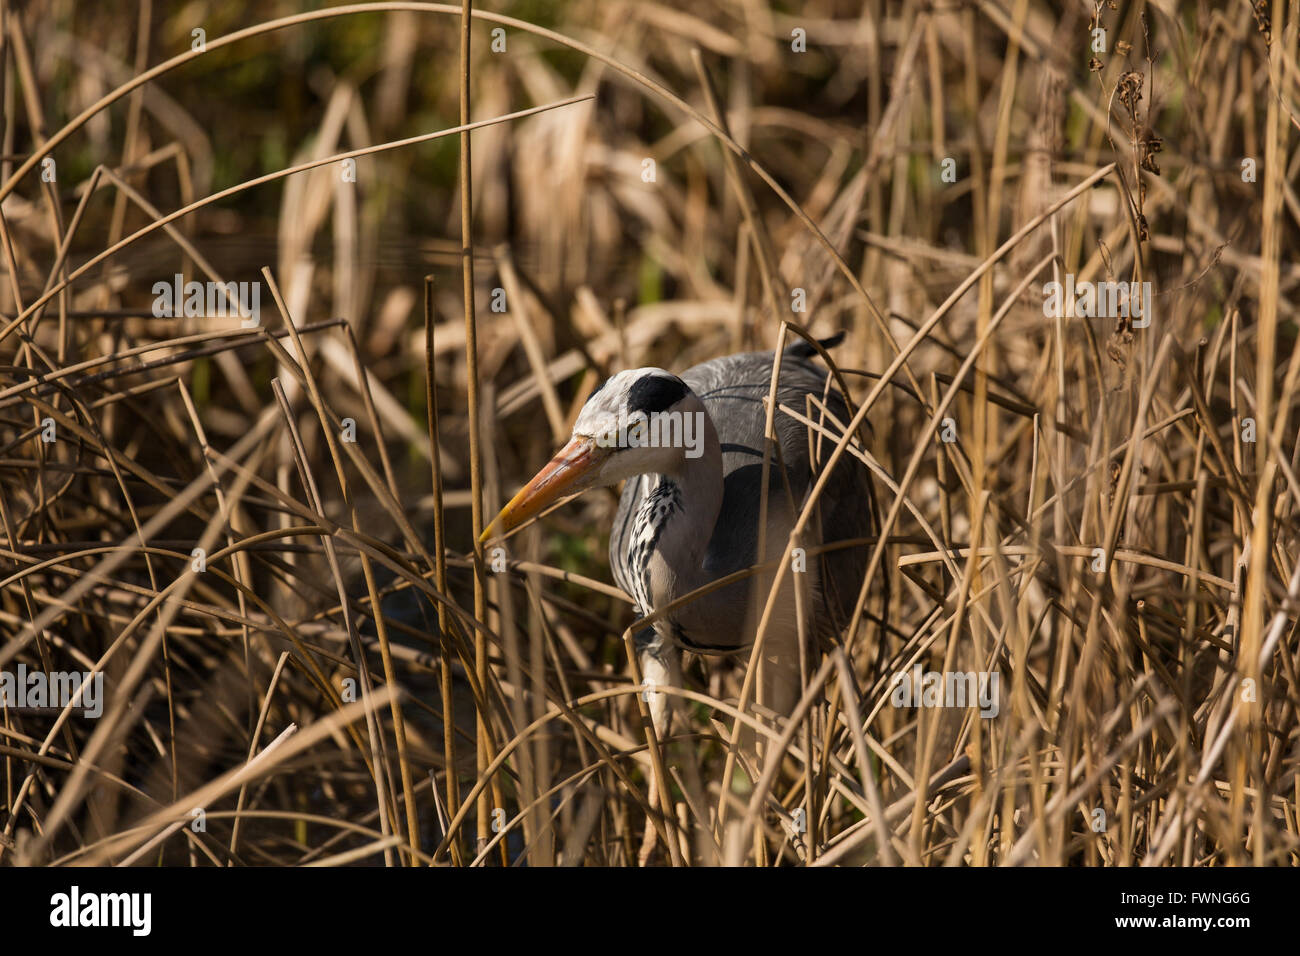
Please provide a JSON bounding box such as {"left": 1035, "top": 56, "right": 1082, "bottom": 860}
{"left": 481, "top": 368, "right": 705, "bottom": 542}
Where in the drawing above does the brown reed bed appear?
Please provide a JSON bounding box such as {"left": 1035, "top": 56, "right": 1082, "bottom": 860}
{"left": 0, "top": 0, "right": 1296, "bottom": 867}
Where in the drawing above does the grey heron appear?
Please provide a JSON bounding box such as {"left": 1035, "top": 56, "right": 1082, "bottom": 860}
{"left": 482, "top": 333, "right": 881, "bottom": 741}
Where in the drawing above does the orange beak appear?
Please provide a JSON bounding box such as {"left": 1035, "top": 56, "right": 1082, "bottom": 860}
{"left": 480, "top": 437, "right": 608, "bottom": 543}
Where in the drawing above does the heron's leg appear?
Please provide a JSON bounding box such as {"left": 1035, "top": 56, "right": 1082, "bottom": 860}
{"left": 636, "top": 627, "right": 679, "bottom": 739}
{"left": 634, "top": 627, "right": 680, "bottom": 865}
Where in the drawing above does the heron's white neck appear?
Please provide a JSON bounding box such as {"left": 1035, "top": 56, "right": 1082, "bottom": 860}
{"left": 636, "top": 396, "right": 723, "bottom": 605}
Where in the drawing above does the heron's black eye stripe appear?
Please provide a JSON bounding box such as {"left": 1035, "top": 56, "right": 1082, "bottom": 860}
{"left": 627, "top": 374, "right": 688, "bottom": 414}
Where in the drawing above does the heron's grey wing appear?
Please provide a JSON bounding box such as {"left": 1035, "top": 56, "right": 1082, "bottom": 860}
{"left": 683, "top": 354, "right": 778, "bottom": 579}
{"left": 799, "top": 378, "right": 877, "bottom": 633}
{"left": 684, "top": 348, "right": 876, "bottom": 631}
{"left": 682, "top": 350, "right": 829, "bottom": 574}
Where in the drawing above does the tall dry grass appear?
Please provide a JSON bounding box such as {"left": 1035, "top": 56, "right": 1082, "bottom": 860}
{"left": 0, "top": 0, "right": 1296, "bottom": 866}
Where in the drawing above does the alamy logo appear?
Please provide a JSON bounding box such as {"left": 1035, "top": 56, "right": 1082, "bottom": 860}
{"left": 49, "top": 886, "right": 151, "bottom": 936}
{"left": 596, "top": 407, "right": 705, "bottom": 459}
{"left": 1042, "top": 275, "right": 1152, "bottom": 327}
{"left": 0, "top": 664, "right": 103, "bottom": 717}
{"left": 890, "top": 666, "right": 1001, "bottom": 718}
{"left": 152, "top": 273, "right": 260, "bottom": 327}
